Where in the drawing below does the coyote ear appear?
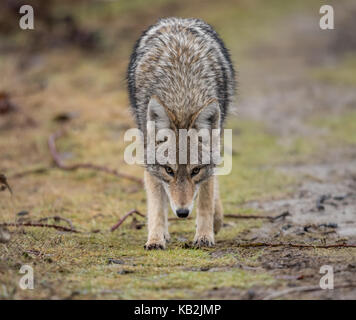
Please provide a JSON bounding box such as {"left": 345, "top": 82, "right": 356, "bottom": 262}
{"left": 194, "top": 100, "right": 221, "bottom": 129}
{"left": 147, "top": 96, "right": 171, "bottom": 130}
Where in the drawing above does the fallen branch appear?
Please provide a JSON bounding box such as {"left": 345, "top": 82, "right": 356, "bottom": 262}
{"left": 48, "top": 130, "right": 143, "bottom": 186}
{"left": 235, "top": 242, "right": 356, "bottom": 249}
{"left": 110, "top": 211, "right": 291, "bottom": 225}
{"left": 263, "top": 283, "right": 356, "bottom": 300}
{"left": 169, "top": 212, "right": 289, "bottom": 222}
{"left": 0, "top": 222, "right": 80, "bottom": 233}
{"left": 225, "top": 214, "right": 272, "bottom": 220}
{"left": 145, "top": 215, "right": 277, "bottom": 222}
{"left": 110, "top": 209, "right": 145, "bottom": 232}
{"left": 36, "top": 216, "right": 74, "bottom": 229}
{"left": 110, "top": 211, "right": 290, "bottom": 229}
{"left": 225, "top": 211, "right": 289, "bottom": 221}
{"left": 10, "top": 166, "right": 50, "bottom": 179}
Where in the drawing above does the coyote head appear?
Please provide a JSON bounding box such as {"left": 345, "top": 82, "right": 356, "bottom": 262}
{"left": 145, "top": 96, "right": 221, "bottom": 218}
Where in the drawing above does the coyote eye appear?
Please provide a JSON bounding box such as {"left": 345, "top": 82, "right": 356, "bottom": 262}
{"left": 191, "top": 167, "right": 200, "bottom": 177}
{"left": 165, "top": 166, "right": 174, "bottom": 176}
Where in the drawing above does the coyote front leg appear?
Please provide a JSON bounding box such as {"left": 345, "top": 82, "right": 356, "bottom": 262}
{"left": 194, "top": 176, "right": 215, "bottom": 247}
{"left": 144, "top": 170, "right": 169, "bottom": 250}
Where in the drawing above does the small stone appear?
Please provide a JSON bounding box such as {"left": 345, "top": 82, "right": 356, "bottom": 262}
{"left": 247, "top": 289, "right": 255, "bottom": 300}
{"left": 117, "top": 269, "right": 134, "bottom": 275}
{"left": 0, "top": 227, "right": 11, "bottom": 243}
{"left": 17, "top": 211, "right": 29, "bottom": 216}
{"left": 108, "top": 258, "right": 125, "bottom": 265}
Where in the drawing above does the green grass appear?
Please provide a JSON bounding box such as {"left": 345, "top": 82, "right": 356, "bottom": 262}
{"left": 311, "top": 54, "right": 356, "bottom": 86}
{"left": 310, "top": 111, "right": 356, "bottom": 145}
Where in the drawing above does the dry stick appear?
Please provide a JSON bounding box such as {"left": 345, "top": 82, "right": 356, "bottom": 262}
{"left": 263, "top": 283, "right": 356, "bottom": 300}
{"left": 0, "top": 222, "right": 80, "bottom": 233}
{"left": 125, "top": 211, "right": 290, "bottom": 223}
{"left": 132, "top": 214, "right": 279, "bottom": 223}
{"left": 109, "top": 210, "right": 193, "bottom": 230}
{"left": 36, "top": 216, "right": 74, "bottom": 229}
{"left": 111, "top": 210, "right": 320, "bottom": 233}
{"left": 225, "top": 214, "right": 266, "bottom": 219}
{"left": 110, "top": 209, "right": 145, "bottom": 232}
{"left": 48, "top": 130, "right": 143, "bottom": 186}
{"left": 225, "top": 211, "right": 289, "bottom": 221}
{"left": 10, "top": 166, "right": 50, "bottom": 179}
{"left": 225, "top": 214, "right": 273, "bottom": 220}
{"left": 167, "top": 212, "right": 289, "bottom": 222}
{"left": 235, "top": 242, "right": 356, "bottom": 249}
{"left": 168, "top": 215, "right": 269, "bottom": 221}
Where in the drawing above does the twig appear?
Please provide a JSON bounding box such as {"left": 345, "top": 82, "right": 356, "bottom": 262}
{"left": 270, "top": 211, "right": 290, "bottom": 221}
{"left": 235, "top": 242, "right": 356, "bottom": 249}
{"left": 48, "top": 130, "right": 143, "bottom": 185}
{"left": 110, "top": 209, "right": 145, "bottom": 232}
{"left": 36, "top": 216, "right": 74, "bottom": 229}
{"left": 109, "top": 211, "right": 290, "bottom": 227}
{"left": 131, "top": 212, "right": 290, "bottom": 223}
{"left": 224, "top": 211, "right": 289, "bottom": 221}
{"left": 0, "top": 222, "right": 80, "bottom": 233}
{"left": 10, "top": 167, "right": 50, "bottom": 179}
{"left": 225, "top": 214, "right": 270, "bottom": 220}
{"left": 263, "top": 283, "right": 356, "bottom": 300}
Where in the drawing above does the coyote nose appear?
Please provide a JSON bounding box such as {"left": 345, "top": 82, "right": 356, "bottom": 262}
{"left": 176, "top": 208, "right": 190, "bottom": 218}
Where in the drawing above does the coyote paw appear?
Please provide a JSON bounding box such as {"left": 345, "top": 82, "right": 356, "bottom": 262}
{"left": 144, "top": 238, "right": 166, "bottom": 250}
{"left": 193, "top": 234, "right": 215, "bottom": 248}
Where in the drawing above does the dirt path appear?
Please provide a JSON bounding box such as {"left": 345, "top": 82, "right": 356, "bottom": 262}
{"left": 240, "top": 1, "right": 356, "bottom": 240}
{"left": 216, "top": 2, "right": 356, "bottom": 299}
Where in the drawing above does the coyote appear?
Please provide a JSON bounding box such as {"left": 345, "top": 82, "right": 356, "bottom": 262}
{"left": 127, "top": 18, "right": 235, "bottom": 249}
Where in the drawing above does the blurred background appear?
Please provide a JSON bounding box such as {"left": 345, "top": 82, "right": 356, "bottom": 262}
{"left": 0, "top": 0, "right": 355, "bottom": 299}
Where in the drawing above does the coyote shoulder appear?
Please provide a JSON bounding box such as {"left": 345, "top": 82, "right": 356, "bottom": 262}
{"left": 127, "top": 17, "right": 235, "bottom": 249}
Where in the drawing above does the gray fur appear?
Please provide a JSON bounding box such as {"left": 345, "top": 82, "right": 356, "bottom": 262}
{"left": 127, "top": 17, "right": 236, "bottom": 135}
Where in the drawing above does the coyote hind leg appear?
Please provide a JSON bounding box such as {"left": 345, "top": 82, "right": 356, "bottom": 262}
{"left": 214, "top": 178, "right": 223, "bottom": 234}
